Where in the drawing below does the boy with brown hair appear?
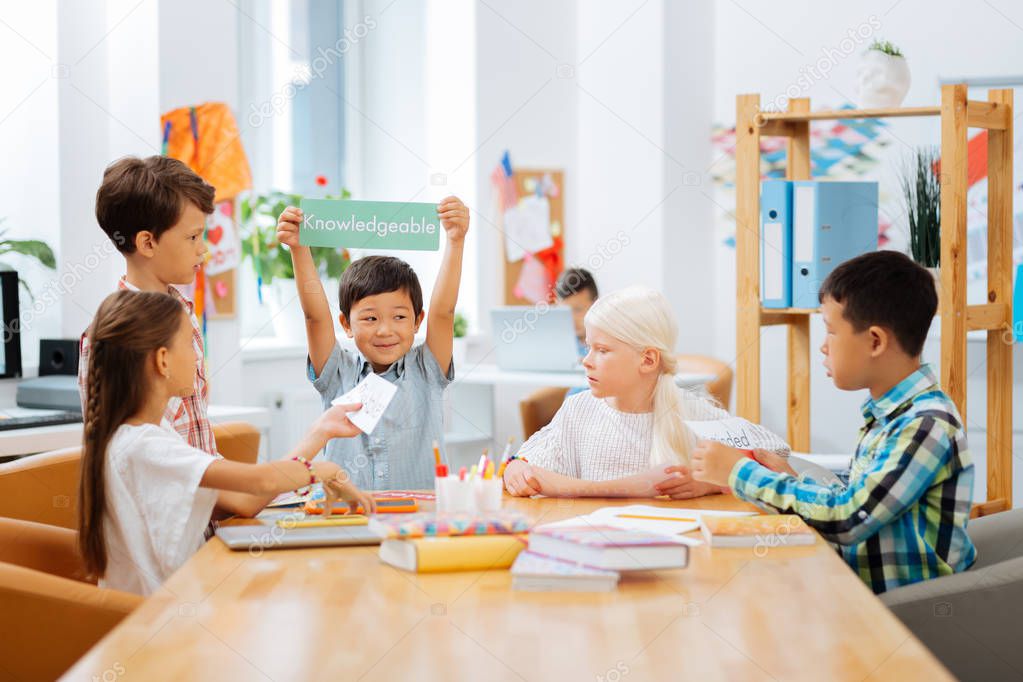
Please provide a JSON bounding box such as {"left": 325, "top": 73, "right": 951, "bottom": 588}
{"left": 79, "top": 155, "right": 217, "bottom": 454}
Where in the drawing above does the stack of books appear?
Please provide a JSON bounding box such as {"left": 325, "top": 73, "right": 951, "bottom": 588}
{"left": 512, "top": 525, "right": 689, "bottom": 592}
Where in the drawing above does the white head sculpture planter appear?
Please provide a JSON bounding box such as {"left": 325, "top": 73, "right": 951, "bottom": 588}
{"left": 856, "top": 48, "right": 910, "bottom": 109}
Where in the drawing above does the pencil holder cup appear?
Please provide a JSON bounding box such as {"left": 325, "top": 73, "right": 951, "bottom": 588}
{"left": 435, "top": 475, "right": 453, "bottom": 513}
{"left": 436, "top": 477, "right": 476, "bottom": 514}
{"left": 473, "top": 478, "right": 503, "bottom": 512}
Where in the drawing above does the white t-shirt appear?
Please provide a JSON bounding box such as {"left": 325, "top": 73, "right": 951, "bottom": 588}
{"left": 100, "top": 422, "right": 218, "bottom": 596}
{"left": 518, "top": 390, "right": 790, "bottom": 481}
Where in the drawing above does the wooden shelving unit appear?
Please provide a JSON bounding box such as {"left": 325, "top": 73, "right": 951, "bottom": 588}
{"left": 735, "top": 84, "right": 1014, "bottom": 516}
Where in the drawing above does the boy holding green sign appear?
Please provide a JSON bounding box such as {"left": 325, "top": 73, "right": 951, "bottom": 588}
{"left": 276, "top": 197, "right": 469, "bottom": 490}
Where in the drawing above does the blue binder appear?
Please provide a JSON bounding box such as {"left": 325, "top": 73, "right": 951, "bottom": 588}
{"left": 1013, "top": 263, "right": 1023, "bottom": 342}
{"left": 761, "top": 180, "right": 792, "bottom": 308}
{"left": 791, "top": 181, "right": 879, "bottom": 308}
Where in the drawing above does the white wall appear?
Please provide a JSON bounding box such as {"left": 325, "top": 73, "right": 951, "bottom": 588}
{"left": 472, "top": 0, "right": 717, "bottom": 446}
{"left": 0, "top": 0, "right": 160, "bottom": 377}
{"left": 474, "top": 0, "right": 579, "bottom": 332}
{"left": 56, "top": 0, "right": 160, "bottom": 345}
{"left": 576, "top": 0, "right": 716, "bottom": 355}
{"left": 472, "top": 0, "right": 578, "bottom": 445}
{"left": 0, "top": 2, "right": 60, "bottom": 372}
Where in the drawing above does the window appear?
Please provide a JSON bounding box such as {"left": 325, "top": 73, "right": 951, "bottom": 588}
{"left": 238, "top": 0, "right": 359, "bottom": 339}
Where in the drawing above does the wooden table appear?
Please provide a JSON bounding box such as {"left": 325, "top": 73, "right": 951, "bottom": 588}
{"left": 63, "top": 495, "right": 952, "bottom": 681}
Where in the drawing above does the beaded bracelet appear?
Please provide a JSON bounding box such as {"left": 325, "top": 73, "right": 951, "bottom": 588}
{"left": 291, "top": 456, "right": 316, "bottom": 496}
{"left": 497, "top": 453, "right": 528, "bottom": 478}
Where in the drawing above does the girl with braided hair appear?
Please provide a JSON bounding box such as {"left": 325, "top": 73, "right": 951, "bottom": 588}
{"left": 79, "top": 290, "right": 374, "bottom": 595}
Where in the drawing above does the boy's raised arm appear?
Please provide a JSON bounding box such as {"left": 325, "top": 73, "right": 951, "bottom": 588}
{"left": 277, "top": 206, "right": 337, "bottom": 375}
{"left": 426, "top": 196, "right": 469, "bottom": 374}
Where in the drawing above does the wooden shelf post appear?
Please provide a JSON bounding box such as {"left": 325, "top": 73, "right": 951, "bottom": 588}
{"left": 785, "top": 98, "right": 812, "bottom": 452}
{"left": 986, "top": 88, "right": 1014, "bottom": 510}
{"left": 939, "top": 84, "right": 969, "bottom": 421}
{"left": 735, "top": 94, "right": 762, "bottom": 425}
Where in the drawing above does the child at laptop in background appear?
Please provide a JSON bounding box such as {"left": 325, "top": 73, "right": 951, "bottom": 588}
{"left": 503, "top": 287, "right": 789, "bottom": 500}
{"left": 276, "top": 198, "right": 469, "bottom": 491}
{"left": 555, "top": 267, "right": 599, "bottom": 358}
{"left": 556, "top": 267, "right": 599, "bottom": 397}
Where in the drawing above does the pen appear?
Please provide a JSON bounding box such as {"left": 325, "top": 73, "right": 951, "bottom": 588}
{"left": 615, "top": 514, "right": 697, "bottom": 523}
{"left": 277, "top": 516, "right": 369, "bottom": 529}
{"left": 499, "top": 436, "right": 513, "bottom": 464}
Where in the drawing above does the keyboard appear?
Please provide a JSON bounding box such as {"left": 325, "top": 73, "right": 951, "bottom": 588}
{"left": 0, "top": 411, "right": 83, "bottom": 431}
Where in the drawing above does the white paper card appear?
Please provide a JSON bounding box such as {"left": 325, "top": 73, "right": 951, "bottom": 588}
{"left": 503, "top": 195, "right": 552, "bottom": 262}
{"left": 686, "top": 417, "right": 783, "bottom": 451}
{"left": 330, "top": 373, "right": 398, "bottom": 434}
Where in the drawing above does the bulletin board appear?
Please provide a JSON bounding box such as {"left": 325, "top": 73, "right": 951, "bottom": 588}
{"left": 207, "top": 270, "right": 236, "bottom": 318}
{"left": 499, "top": 169, "right": 565, "bottom": 305}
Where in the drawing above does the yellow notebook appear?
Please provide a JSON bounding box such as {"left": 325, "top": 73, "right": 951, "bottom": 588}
{"left": 701, "top": 514, "right": 815, "bottom": 548}
{"left": 378, "top": 535, "right": 527, "bottom": 573}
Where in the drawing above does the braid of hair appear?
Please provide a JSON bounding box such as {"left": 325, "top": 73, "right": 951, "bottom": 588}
{"left": 84, "top": 343, "right": 103, "bottom": 441}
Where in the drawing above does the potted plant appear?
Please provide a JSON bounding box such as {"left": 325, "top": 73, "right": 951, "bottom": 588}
{"left": 239, "top": 188, "right": 351, "bottom": 342}
{"left": 900, "top": 147, "right": 941, "bottom": 275}
{"left": 856, "top": 39, "right": 911, "bottom": 109}
{"left": 452, "top": 311, "right": 468, "bottom": 369}
{"left": 0, "top": 224, "right": 57, "bottom": 294}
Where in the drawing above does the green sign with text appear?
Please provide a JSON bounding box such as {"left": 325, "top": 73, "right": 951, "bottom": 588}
{"left": 299, "top": 199, "right": 441, "bottom": 251}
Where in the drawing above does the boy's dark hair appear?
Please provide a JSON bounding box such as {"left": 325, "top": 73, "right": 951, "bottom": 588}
{"left": 338, "top": 255, "right": 423, "bottom": 319}
{"left": 96, "top": 156, "right": 215, "bottom": 254}
{"left": 818, "top": 250, "right": 937, "bottom": 357}
{"left": 555, "top": 267, "right": 599, "bottom": 301}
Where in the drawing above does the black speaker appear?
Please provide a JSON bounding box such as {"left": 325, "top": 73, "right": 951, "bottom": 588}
{"left": 0, "top": 270, "right": 20, "bottom": 379}
{"left": 39, "top": 338, "right": 79, "bottom": 376}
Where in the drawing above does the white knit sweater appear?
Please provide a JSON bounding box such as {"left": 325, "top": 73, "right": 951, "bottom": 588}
{"left": 518, "top": 389, "right": 790, "bottom": 481}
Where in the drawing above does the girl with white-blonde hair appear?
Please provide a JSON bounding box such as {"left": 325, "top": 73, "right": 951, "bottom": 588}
{"left": 503, "top": 286, "right": 789, "bottom": 498}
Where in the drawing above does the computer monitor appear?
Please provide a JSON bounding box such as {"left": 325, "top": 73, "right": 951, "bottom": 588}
{"left": 490, "top": 306, "right": 582, "bottom": 373}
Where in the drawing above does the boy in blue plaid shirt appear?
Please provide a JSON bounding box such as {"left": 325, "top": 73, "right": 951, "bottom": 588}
{"left": 693, "top": 251, "right": 976, "bottom": 593}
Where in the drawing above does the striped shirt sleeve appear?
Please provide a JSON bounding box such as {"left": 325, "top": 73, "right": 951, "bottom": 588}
{"left": 517, "top": 399, "right": 580, "bottom": 477}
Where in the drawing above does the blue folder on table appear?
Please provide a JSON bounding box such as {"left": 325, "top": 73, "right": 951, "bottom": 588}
{"left": 790, "top": 181, "right": 879, "bottom": 308}
{"left": 761, "top": 180, "right": 793, "bottom": 309}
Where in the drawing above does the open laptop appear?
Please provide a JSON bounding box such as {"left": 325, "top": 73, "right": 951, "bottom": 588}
{"left": 490, "top": 306, "right": 583, "bottom": 372}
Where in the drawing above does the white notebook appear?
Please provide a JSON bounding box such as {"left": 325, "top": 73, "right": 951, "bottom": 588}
{"left": 511, "top": 551, "right": 619, "bottom": 592}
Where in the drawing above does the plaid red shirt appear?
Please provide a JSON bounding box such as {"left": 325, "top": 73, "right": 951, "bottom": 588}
{"left": 78, "top": 277, "right": 217, "bottom": 455}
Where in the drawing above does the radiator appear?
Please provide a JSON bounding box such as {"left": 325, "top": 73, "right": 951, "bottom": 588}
{"left": 264, "top": 388, "right": 325, "bottom": 462}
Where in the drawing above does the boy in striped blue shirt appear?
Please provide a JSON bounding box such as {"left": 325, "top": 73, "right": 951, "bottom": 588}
{"left": 692, "top": 251, "right": 976, "bottom": 593}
